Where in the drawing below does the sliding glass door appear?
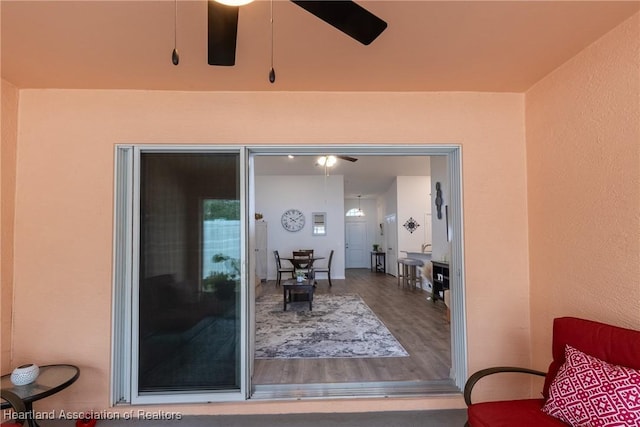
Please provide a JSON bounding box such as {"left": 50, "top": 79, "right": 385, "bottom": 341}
{"left": 113, "top": 144, "right": 464, "bottom": 404}
{"left": 111, "top": 148, "right": 247, "bottom": 404}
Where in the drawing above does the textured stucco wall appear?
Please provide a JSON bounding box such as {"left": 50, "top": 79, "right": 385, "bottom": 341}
{"left": 11, "top": 90, "right": 529, "bottom": 413}
{"left": 1, "top": 79, "right": 19, "bottom": 373}
{"left": 7, "top": 11, "right": 639, "bottom": 414}
{"left": 526, "top": 12, "right": 640, "bottom": 373}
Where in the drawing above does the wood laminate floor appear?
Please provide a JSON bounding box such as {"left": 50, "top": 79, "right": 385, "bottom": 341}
{"left": 253, "top": 268, "right": 451, "bottom": 385}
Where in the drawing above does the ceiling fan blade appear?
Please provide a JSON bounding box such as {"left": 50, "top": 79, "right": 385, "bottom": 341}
{"left": 207, "top": 1, "right": 239, "bottom": 66}
{"left": 290, "top": 0, "right": 387, "bottom": 45}
{"left": 337, "top": 155, "right": 358, "bottom": 162}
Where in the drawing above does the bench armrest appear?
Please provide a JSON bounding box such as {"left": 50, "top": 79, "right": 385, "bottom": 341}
{"left": 464, "top": 366, "right": 546, "bottom": 405}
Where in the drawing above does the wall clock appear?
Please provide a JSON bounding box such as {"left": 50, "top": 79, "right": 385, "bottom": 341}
{"left": 281, "top": 208, "right": 305, "bottom": 232}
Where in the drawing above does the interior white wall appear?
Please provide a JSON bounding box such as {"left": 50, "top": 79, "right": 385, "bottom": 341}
{"left": 430, "top": 156, "right": 451, "bottom": 262}
{"left": 255, "top": 174, "right": 345, "bottom": 280}
{"left": 397, "top": 176, "right": 431, "bottom": 255}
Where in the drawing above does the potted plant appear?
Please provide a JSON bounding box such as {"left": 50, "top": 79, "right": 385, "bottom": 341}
{"left": 372, "top": 244, "right": 380, "bottom": 252}
{"left": 203, "top": 253, "right": 240, "bottom": 299}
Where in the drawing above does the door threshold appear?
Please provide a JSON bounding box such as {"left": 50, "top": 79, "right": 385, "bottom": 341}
{"left": 251, "top": 379, "right": 459, "bottom": 400}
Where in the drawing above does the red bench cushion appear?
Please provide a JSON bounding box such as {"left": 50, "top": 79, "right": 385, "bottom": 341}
{"left": 467, "top": 318, "right": 640, "bottom": 427}
{"left": 468, "top": 398, "right": 569, "bottom": 427}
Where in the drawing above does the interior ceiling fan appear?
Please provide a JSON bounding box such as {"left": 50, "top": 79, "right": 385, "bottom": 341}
{"left": 207, "top": 0, "right": 388, "bottom": 66}
{"left": 316, "top": 155, "right": 358, "bottom": 168}
{"left": 334, "top": 155, "right": 358, "bottom": 162}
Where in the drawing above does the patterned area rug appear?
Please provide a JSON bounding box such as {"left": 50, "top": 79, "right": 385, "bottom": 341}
{"left": 255, "top": 293, "right": 409, "bottom": 359}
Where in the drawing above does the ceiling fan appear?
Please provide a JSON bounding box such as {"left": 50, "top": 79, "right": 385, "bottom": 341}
{"left": 334, "top": 155, "right": 358, "bottom": 162}
{"left": 207, "top": 0, "right": 388, "bottom": 66}
{"left": 316, "top": 155, "right": 358, "bottom": 167}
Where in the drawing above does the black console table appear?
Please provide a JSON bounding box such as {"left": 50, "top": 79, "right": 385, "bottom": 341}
{"left": 431, "top": 261, "right": 450, "bottom": 303}
{"left": 370, "top": 251, "right": 386, "bottom": 273}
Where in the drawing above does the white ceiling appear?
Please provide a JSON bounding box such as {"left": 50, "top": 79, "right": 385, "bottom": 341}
{"left": 2, "top": 1, "right": 638, "bottom": 92}
{"left": 255, "top": 154, "right": 431, "bottom": 199}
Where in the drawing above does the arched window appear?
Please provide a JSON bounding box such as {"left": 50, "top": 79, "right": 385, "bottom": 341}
{"left": 345, "top": 208, "right": 365, "bottom": 217}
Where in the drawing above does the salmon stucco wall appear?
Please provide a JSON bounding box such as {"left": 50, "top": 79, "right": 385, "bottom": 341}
{"left": 526, "top": 12, "right": 640, "bottom": 373}
{"left": 1, "top": 79, "right": 19, "bottom": 373}
{"left": 10, "top": 91, "right": 530, "bottom": 414}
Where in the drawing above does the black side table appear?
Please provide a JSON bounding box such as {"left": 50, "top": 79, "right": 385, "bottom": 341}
{"left": 370, "top": 251, "right": 386, "bottom": 273}
{"left": 1, "top": 364, "right": 80, "bottom": 427}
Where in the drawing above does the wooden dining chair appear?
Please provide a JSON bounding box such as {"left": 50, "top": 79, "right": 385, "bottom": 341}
{"left": 274, "top": 250, "right": 294, "bottom": 287}
{"left": 313, "top": 249, "right": 334, "bottom": 287}
{"left": 292, "top": 251, "right": 314, "bottom": 280}
{"left": 293, "top": 249, "right": 313, "bottom": 257}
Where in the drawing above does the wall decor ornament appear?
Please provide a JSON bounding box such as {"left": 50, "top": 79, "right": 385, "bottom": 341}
{"left": 435, "top": 182, "right": 443, "bottom": 219}
{"left": 403, "top": 217, "right": 420, "bottom": 234}
{"left": 311, "top": 212, "right": 326, "bottom": 236}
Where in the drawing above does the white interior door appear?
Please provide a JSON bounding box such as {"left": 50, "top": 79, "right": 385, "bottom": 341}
{"left": 384, "top": 214, "right": 398, "bottom": 276}
{"left": 345, "top": 222, "right": 367, "bottom": 268}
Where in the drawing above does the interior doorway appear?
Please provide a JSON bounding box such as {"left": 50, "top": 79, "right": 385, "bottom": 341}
{"left": 111, "top": 145, "right": 465, "bottom": 404}
{"left": 248, "top": 146, "right": 466, "bottom": 399}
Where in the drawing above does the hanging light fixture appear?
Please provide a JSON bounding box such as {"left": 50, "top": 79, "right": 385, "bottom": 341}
{"left": 356, "top": 195, "right": 365, "bottom": 217}
{"left": 346, "top": 195, "right": 366, "bottom": 217}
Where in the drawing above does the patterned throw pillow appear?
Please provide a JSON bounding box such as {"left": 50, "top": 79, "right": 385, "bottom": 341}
{"left": 542, "top": 345, "right": 640, "bottom": 427}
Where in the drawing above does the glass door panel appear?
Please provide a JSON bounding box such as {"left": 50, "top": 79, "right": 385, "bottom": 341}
{"left": 138, "top": 152, "right": 241, "bottom": 393}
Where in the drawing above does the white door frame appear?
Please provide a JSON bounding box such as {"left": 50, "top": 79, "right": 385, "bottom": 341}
{"left": 247, "top": 145, "right": 467, "bottom": 393}
{"left": 113, "top": 144, "right": 466, "bottom": 402}
{"left": 111, "top": 145, "right": 249, "bottom": 405}
{"left": 384, "top": 213, "right": 398, "bottom": 276}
